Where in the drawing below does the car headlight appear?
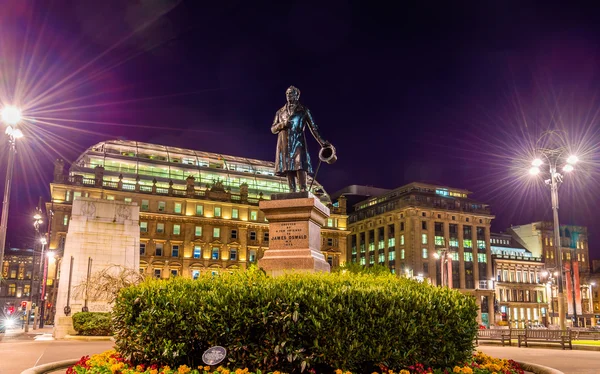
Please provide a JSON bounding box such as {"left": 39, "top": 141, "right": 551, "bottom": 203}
{"left": 4, "top": 318, "right": 15, "bottom": 328}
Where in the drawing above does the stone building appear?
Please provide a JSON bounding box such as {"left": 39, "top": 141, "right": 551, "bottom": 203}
{"left": 343, "top": 182, "right": 495, "bottom": 325}
{"left": 509, "top": 222, "right": 592, "bottom": 326}
{"left": 490, "top": 232, "right": 547, "bottom": 328}
{"left": 0, "top": 247, "right": 41, "bottom": 314}
{"left": 45, "top": 140, "right": 348, "bottom": 292}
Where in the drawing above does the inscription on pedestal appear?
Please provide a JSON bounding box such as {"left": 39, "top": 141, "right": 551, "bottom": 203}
{"left": 270, "top": 222, "right": 308, "bottom": 248}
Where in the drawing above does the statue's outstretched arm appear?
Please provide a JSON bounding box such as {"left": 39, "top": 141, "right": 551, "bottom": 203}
{"left": 306, "top": 109, "right": 328, "bottom": 146}
{"left": 271, "top": 113, "right": 287, "bottom": 134}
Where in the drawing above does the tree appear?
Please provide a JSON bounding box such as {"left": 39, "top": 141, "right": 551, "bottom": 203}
{"left": 74, "top": 265, "right": 146, "bottom": 304}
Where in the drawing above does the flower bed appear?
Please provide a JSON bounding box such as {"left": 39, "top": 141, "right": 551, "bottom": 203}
{"left": 67, "top": 350, "right": 525, "bottom": 374}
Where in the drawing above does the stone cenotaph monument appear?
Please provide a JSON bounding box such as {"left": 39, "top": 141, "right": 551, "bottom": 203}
{"left": 258, "top": 86, "right": 337, "bottom": 276}
{"left": 53, "top": 197, "right": 140, "bottom": 338}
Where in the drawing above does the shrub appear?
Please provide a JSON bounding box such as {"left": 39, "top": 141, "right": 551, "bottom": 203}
{"left": 112, "top": 268, "right": 478, "bottom": 373}
{"left": 72, "top": 312, "right": 113, "bottom": 336}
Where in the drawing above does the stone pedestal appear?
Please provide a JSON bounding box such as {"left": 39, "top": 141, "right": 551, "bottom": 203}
{"left": 53, "top": 197, "right": 140, "bottom": 339}
{"left": 258, "top": 192, "right": 331, "bottom": 276}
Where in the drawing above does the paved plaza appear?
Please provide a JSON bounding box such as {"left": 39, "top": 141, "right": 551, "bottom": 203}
{"left": 3, "top": 327, "right": 600, "bottom": 374}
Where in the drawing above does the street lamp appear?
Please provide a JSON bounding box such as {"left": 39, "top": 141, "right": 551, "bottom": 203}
{"left": 528, "top": 133, "right": 579, "bottom": 330}
{"left": 0, "top": 105, "right": 23, "bottom": 294}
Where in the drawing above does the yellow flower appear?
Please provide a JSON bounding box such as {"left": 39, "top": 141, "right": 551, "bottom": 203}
{"left": 273, "top": 371, "right": 281, "bottom": 374}
{"left": 400, "top": 370, "right": 410, "bottom": 374}
{"left": 150, "top": 370, "right": 158, "bottom": 374}
{"left": 177, "top": 365, "right": 191, "bottom": 374}
{"left": 204, "top": 366, "right": 211, "bottom": 372}
{"left": 335, "top": 370, "right": 343, "bottom": 374}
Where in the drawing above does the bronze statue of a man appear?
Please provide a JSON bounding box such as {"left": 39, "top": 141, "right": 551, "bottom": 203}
{"left": 271, "top": 86, "right": 330, "bottom": 192}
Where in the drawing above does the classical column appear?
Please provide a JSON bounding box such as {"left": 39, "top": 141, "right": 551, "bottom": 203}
{"left": 488, "top": 293, "right": 496, "bottom": 324}
{"left": 485, "top": 226, "right": 493, "bottom": 280}
{"left": 472, "top": 225, "right": 479, "bottom": 287}
{"left": 365, "top": 228, "right": 371, "bottom": 265}
{"left": 458, "top": 223, "right": 465, "bottom": 288}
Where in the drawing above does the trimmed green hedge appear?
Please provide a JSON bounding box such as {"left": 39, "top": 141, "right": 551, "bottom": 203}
{"left": 112, "top": 268, "right": 478, "bottom": 373}
{"left": 72, "top": 312, "right": 113, "bottom": 336}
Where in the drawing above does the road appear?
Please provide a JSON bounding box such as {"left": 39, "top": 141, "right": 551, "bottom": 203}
{"left": 0, "top": 326, "right": 113, "bottom": 374}
{"left": 478, "top": 345, "right": 600, "bottom": 374}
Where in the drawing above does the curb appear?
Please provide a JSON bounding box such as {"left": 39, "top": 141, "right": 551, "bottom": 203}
{"left": 21, "top": 358, "right": 79, "bottom": 374}
{"left": 64, "top": 334, "right": 114, "bottom": 341}
{"left": 517, "top": 361, "right": 564, "bottom": 374}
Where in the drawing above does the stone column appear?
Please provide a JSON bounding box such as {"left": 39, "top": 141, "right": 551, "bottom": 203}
{"left": 472, "top": 226, "right": 479, "bottom": 287}
{"left": 488, "top": 293, "right": 496, "bottom": 324}
{"left": 458, "top": 223, "right": 465, "bottom": 288}
{"left": 365, "top": 228, "right": 371, "bottom": 265}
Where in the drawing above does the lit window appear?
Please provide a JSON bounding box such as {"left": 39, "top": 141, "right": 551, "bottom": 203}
{"left": 477, "top": 240, "right": 485, "bottom": 250}
{"left": 63, "top": 215, "right": 69, "bottom": 226}
{"left": 230, "top": 249, "right": 237, "bottom": 261}
{"left": 214, "top": 207, "right": 221, "bottom": 217}
{"left": 141, "top": 199, "right": 149, "bottom": 210}
{"left": 193, "top": 246, "right": 201, "bottom": 259}
{"left": 422, "top": 234, "right": 428, "bottom": 244}
{"left": 388, "top": 250, "right": 396, "bottom": 261}
{"left": 388, "top": 237, "right": 395, "bottom": 247}
{"left": 157, "top": 223, "right": 165, "bottom": 233}
{"left": 477, "top": 253, "right": 486, "bottom": 263}
{"left": 212, "top": 247, "right": 220, "bottom": 260}
{"left": 327, "top": 218, "right": 333, "bottom": 227}
{"left": 196, "top": 204, "right": 203, "bottom": 215}
{"left": 400, "top": 235, "right": 405, "bottom": 245}
{"left": 124, "top": 197, "right": 132, "bottom": 203}
{"left": 158, "top": 201, "right": 166, "bottom": 212}
{"left": 195, "top": 226, "right": 202, "bottom": 237}
{"left": 174, "top": 203, "right": 182, "bottom": 214}
{"left": 463, "top": 239, "right": 472, "bottom": 248}
{"left": 449, "top": 238, "right": 458, "bottom": 247}
{"left": 250, "top": 211, "right": 258, "bottom": 221}
{"left": 360, "top": 257, "right": 366, "bottom": 265}
{"left": 232, "top": 208, "right": 239, "bottom": 219}
{"left": 369, "top": 256, "right": 374, "bottom": 265}
{"left": 66, "top": 190, "right": 71, "bottom": 201}
{"left": 173, "top": 224, "right": 181, "bottom": 235}
{"left": 106, "top": 195, "right": 115, "bottom": 201}
{"left": 422, "top": 248, "right": 428, "bottom": 258}
{"left": 213, "top": 228, "right": 220, "bottom": 238}
{"left": 249, "top": 250, "right": 257, "bottom": 262}
{"left": 434, "top": 236, "right": 444, "bottom": 246}
{"left": 378, "top": 253, "right": 385, "bottom": 264}
{"left": 401, "top": 249, "right": 405, "bottom": 259}
{"left": 464, "top": 252, "right": 473, "bottom": 262}
{"left": 171, "top": 245, "right": 179, "bottom": 257}
{"left": 140, "top": 222, "right": 148, "bottom": 233}
{"left": 192, "top": 270, "right": 200, "bottom": 279}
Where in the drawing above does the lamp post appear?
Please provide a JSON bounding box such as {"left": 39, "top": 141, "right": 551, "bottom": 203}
{"left": 0, "top": 106, "right": 23, "bottom": 292}
{"left": 529, "top": 136, "right": 579, "bottom": 330}
{"left": 38, "top": 237, "right": 48, "bottom": 328}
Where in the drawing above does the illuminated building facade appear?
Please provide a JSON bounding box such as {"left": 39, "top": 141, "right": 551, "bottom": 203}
{"left": 45, "top": 140, "right": 348, "bottom": 295}
{"left": 509, "top": 222, "right": 593, "bottom": 326}
{"left": 345, "top": 182, "right": 495, "bottom": 325}
{"left": 491, "top": 232, "right": 547, "bottom": 328}
{"left": 0, "top": 248, "right": 41, "bottom": 314}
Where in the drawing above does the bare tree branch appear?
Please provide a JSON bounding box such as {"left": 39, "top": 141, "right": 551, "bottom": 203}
{"left": 74, "top": 264, "right": 146, "bottom": 304}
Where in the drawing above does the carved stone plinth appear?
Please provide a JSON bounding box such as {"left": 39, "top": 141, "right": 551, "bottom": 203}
{"left": 258, "top": 192, "right": 331, "bottom": 276}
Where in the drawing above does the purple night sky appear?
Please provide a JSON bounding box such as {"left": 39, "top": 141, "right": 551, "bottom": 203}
{"left": 1, "top": 1, "right": 599, "bottom": 259}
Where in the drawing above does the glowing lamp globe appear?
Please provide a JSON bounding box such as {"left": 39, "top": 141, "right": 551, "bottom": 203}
{"left": 529, "top": 166, "right": 540, "bottom": 175}
{"left": 566, "top": 155, "right": 578, "bottom": 165}
{"left": 1, "top": 106, "right": 22, "bottom": 125}
{"left": 563, "top": 164, "right": 574, "bottom": 173}
{"left": 532, "top": 158, "right": 543, "bottom": 167}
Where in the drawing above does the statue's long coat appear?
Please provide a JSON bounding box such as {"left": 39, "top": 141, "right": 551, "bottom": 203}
{"left": 271, "top": 103, "right": 326, "bottom": 176}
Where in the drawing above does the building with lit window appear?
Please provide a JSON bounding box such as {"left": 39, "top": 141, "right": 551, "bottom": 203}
{"left": 509, "top": 222, "right": 592, "bottom": 326}
{"left": 45, "top": 140, "right": 348, "bottom": 291}
{"left": 344, "top": 182, "right": 495, "bottom": 325}
{"left": 491, "top": 232, "right": 547, "bottom": 328}
{"left": 0, "top": 248, "right": 41, "bottom": 314}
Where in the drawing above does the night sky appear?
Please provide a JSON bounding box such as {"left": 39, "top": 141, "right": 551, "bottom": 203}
{"left": 1, "top": 1, "right": 600, "bottom": 259}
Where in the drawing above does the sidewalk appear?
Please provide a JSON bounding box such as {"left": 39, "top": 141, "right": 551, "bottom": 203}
{"left": 0, "top": 325, "right": 55, "bottom": 342}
